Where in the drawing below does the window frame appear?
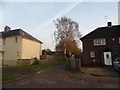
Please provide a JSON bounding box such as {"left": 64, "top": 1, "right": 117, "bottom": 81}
{"left": 90, "top": 52, "right": 95, "bottom": 58}
{"left": 93, "top": 38, "right": 106, "bottom": 46}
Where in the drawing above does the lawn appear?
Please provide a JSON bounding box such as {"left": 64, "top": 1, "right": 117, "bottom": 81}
{"left": 3, "top": 61, "right": 67, "bottom": 73}
{"left": 3, "top": 61, "right": 67, "bottom": 81}
{"left": 2, "top": 74, "right": 19, "bottom": 81}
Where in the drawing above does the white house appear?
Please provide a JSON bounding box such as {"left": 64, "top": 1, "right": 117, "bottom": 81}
{"left": 0, "top": 26, "right": 43, "bottom": 66}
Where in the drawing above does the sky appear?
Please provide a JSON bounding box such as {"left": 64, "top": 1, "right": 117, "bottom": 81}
{"left": 0, "top": 0, "right": 119, "bottom": 50}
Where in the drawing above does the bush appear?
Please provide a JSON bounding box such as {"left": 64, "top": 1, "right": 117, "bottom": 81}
{"left": 112, "top": 54, "right": 120, "bottom": 61}
{"left": 32, "top": 57, "right": 39, "bottom": 65}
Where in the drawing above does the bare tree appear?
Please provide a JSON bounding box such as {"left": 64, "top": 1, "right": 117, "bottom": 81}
{"left": 54, "top": 17, "right": 82, "bottom": 58}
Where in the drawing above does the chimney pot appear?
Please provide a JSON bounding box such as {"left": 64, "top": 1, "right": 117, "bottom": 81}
{"left": 107, "top": 22, "right": 112, "bottom": 27}
{"left": 4, "top": 26, "right": 11, "bottom": 32}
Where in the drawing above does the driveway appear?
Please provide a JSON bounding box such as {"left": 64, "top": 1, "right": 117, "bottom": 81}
{"left": 3, "top": 65, "right": 120, "bottom": 88}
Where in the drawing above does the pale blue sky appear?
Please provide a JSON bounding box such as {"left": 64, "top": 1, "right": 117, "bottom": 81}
{"left": 0, "top": 2, "right": 118, "bottom": 50}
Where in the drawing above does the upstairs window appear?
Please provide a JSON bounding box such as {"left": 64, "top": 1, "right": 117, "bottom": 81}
{"left": 93, "top": 38, "right": 106, "bottom": 46}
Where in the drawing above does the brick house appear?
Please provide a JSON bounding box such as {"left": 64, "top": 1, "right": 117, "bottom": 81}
{"left": 81, "top": 22, "right": 120, "bottom": 66}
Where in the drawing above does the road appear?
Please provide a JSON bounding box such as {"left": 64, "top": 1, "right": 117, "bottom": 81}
{"left": 3, "top": 65, "right": 119, "bottom": 88}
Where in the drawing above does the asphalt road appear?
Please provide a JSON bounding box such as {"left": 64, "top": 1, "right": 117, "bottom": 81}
{"left": 3, "top": 65, "right": 119, "bottom": 88}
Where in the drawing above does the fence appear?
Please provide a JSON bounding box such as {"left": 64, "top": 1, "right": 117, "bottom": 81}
{"left": 40, "top": 55, "right": 65, "bottom": 64}
{"left": 2, "top": 55, "right": 65, "bottom": 66}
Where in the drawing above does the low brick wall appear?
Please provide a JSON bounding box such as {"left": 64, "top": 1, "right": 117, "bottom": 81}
{"left": 2, "top": 59, "right": 36, "bottom": 66}
{"left": 17, "top": 60, "right": 30, "bottom": 66}
{"left": 3, "top": 60, "right": 18, "bottom": 66}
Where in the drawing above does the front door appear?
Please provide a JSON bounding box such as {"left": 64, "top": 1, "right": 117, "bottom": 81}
{"left": 104, "top": 52, "right": 112, "bottom": 65}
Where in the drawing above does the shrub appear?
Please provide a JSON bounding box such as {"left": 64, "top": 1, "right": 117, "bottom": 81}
{"left": 32, "top": 57, "right": 39, "bottom": 65}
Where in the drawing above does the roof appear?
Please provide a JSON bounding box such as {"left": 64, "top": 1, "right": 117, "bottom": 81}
{"left": 81, "top": 25, "right": 120, "bottom": 41}
{"left": 0, "top": 29, "right": 43, "bottom": 44}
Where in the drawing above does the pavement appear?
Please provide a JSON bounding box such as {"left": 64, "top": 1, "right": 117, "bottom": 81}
{"left": 81, "top": 66, "right": 119, "bottom": 77}
{"left": 2, "top": 65, "right": 120, "bottom": 88}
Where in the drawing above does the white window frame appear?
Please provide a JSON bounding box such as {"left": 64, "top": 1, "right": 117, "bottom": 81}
{"left": 90, "top": 52, "right": 95, "bottom": 58}
{"left": 93, "top": 38, "right": 106, "bottom": 46}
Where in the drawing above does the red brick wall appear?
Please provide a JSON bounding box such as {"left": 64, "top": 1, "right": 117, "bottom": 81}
{"left": 82, "top": 37, "right": 120, "bottom": 66}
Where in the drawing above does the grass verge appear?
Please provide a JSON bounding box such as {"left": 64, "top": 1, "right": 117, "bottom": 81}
{"left": 3, "top": 61, "right": 67, "bottom": 81}
{"left": 2, "top": 74, "right": 19, "bottom": 81}
{"left": 3, "top": 60, "right": 67, "bottom": 73}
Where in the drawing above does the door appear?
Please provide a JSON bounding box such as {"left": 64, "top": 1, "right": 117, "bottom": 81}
{"left": 104, "top": 52, "right": 112, "bottom": 65}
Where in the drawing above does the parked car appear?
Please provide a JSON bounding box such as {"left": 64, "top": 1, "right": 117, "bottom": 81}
{"left": 113, "top": 58, "right": 120, "bottom": 72}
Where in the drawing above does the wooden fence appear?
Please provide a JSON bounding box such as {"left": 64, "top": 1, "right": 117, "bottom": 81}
{"left": 40, "top": 55, "right": 65, "bottom": 64}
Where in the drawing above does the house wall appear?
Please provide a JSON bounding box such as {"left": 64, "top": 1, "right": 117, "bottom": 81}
{"left": 21, "top": 38, "right": 41, "bottom": 60}
{"left": 82, "top": 37, "right": 120, "bottom": 66}
{"left": 39, "top": 43, "right": 42, "bottom": 56}
{"left": 2, "top": 36, "right": 22, "bottom": 66}
{"left": 0, "top": 38, "right": 2, "bottom": 51}
{"left": 1, "top": 35, "right": 42, "bottom": 66}
{"left": 0, "top": 38, "right": 3, "bottom": 67}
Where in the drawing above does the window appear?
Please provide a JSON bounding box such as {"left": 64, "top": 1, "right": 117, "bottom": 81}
{"left": 94, "top": 38, "right": 106, "bottom": 46}
{"left": 106, "top": 54, "right": 109, "bottom": 58}
{"left": 15, "top": 37, "right": 17, "bottom": 43}
{"left": 119, "top": 37, "right": 120, "bottom": 44}
{"left": 90, "top": 52, "right": 95, "bottom": 58}
{"left": 17, "top": 51, "right": 19, "bottom": 57}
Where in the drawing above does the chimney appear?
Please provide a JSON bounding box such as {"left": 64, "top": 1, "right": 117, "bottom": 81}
{"left": 107, "top": 22, "right": 112, "bottom": 27}
{"left": 4, "top": 26, "right": 11, "bottom": 32}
